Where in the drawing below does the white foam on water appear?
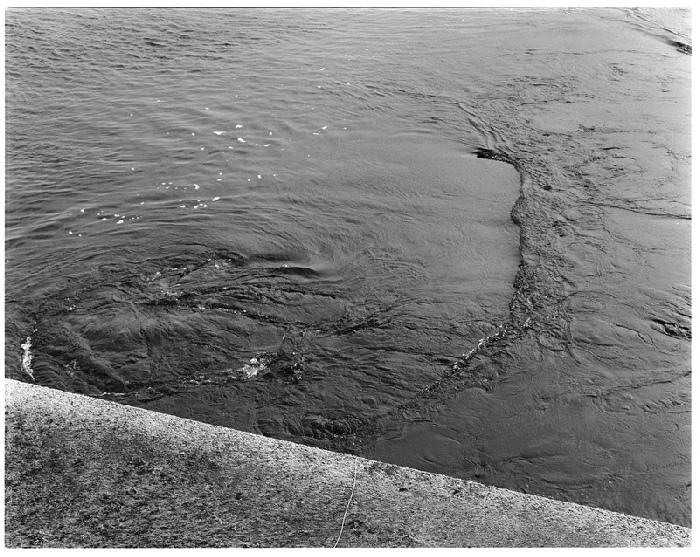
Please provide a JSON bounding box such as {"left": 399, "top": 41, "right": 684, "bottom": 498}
{"left": 214, "top": 131, "right": 225, "bottom": 135}
{"left": 236, "top": 124, "right": 243, "bottom": 128}
{"left": 212, "top": 197, "right": 220, "bottom": 201}
{"left": 20, "top": 337, "right": 34, "bottom": 381}
{"left": 238, "top": 356, "right": 269, "bottom": 379}
{"left": 237, "top": 138, "right": 246, "bottom": 143}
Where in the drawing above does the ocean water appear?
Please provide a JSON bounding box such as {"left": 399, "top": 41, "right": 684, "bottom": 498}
{"left": 5, "top": 8, "right": 691, "bottom": 526}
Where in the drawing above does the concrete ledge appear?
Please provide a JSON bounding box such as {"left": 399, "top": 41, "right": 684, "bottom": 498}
{"left": 4, "top": 379, "right": 691, "bottom": 547}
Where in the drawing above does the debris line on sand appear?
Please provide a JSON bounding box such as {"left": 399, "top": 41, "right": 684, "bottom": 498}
{"left": 333, "top": 457, "right": 359, "bottom": 548}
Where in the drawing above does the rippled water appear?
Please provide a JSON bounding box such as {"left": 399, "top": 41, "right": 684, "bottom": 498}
{"left": 5, "top": 8, "right": 691, "bottom": 526}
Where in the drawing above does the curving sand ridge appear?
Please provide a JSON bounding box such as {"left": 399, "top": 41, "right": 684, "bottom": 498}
{"left": 4, "top": 379, "right": 691, "bottom": 548}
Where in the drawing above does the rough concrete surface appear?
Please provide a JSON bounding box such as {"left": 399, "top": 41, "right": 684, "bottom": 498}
{"left": 4, "top": 379, "right": 691, "bottom": 548}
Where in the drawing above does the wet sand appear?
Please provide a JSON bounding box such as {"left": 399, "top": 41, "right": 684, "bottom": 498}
{"left": 5, "top": 379, "right": 690, "bottom": 548}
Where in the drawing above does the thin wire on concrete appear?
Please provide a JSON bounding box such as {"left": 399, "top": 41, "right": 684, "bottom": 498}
{"left": 333, "top": 457, "right": 359, "bottom": 548}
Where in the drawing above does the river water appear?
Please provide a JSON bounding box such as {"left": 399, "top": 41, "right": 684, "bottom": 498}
{"left": 4, "top": 8, "right": 691, "bottom": 526}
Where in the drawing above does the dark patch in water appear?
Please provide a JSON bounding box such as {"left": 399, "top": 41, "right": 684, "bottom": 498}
{"left": 668, "top": 39, "right": 691, "bottom": 55}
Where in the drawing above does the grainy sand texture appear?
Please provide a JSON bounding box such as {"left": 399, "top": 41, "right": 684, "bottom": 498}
{"left": 4, "top": 379, "right": 691, "bottom": 548}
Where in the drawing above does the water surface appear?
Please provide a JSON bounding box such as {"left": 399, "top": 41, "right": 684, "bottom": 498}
{"left": 5, "top": 8, "right": 691, "bottom": 526}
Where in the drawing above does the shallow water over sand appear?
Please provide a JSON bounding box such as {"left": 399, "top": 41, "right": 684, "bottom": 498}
{"left": 5, "top": 8, "right": 691, "bottom": 526}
